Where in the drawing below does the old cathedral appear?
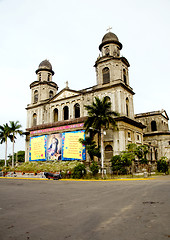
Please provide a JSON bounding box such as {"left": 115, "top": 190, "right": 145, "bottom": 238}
{"left": 25, "top": 31, "right": 170, "bottom": 170}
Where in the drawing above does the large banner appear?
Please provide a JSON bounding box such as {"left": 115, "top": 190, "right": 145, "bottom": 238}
{"left": 62, "top": 130, "right": 86, "bottom": 161}
{"left": 29, "top": 135, "right": 47, "bottom": 161}
{"left": 29, "top": 130, "right": 86, "bottom": 161}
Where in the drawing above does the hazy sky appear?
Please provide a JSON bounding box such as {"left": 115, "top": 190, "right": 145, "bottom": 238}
{"left": 0, "top": 0, "right": 170, "bottom": 159}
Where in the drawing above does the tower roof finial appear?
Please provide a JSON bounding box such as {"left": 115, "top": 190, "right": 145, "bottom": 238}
{"left": 106, "top": 26, "right": 112, "bottom": 33}
{"left": 65, "top": 81, "right": 69, "bottom": 89}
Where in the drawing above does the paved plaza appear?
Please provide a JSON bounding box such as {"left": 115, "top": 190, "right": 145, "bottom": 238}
{"left": 0, "top": 177, "right": 170, "bottom": 240}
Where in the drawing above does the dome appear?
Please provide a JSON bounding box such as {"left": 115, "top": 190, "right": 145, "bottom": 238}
{"left": 99, "top": 31, "right": 122, "bottom": 51}
{"left": 35, "top": 59, "right": 54, "bottom": 75}
{"left": 38, "top": 59, "right": 52, "bottom": 70}
{"left": 102, "top": 32, "right": 119, "bottom": 43}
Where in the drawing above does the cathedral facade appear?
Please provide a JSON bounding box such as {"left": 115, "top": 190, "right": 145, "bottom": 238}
{"left": 25, "top": 32, "right": 170, "bottom": 168}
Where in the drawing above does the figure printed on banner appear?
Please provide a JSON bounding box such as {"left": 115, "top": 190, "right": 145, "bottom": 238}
{"left": 47, "top": 134, "right": 62, "bottom": 160}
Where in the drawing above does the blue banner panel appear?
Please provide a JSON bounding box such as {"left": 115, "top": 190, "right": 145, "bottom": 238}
{"left": 29, "top": 135, "right": 47, "bottom": 161}
{"left": 62, "top": 130, "right": 86, "bottom": 161}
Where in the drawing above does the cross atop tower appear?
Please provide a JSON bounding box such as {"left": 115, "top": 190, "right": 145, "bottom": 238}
{"left": 106, "top": 26, "right": 112, "bottom": 32}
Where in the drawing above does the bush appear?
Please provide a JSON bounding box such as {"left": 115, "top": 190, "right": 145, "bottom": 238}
{"left": 139, "top": 158, "right": 148, "bottom": 165}
{"left": 157, "top": 157, "right": 169, "bottom": 174}
{"left": 90, "top": 161, "right": 99, "bottom": 176}
{"left": 72, "top": 163, "right": 86, "bottom": 179}
{"left": 110, "top": 154, "right": 132, "bottom": 175}
{"left": 0, "top": 160, "right": 5, "bottom": 168}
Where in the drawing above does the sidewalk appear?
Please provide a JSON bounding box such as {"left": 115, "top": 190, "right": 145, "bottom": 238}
{"left": 151, "top": 174, "right": 170, "bottom": 181}
{"left": 1, "top": 171, "right": 170, "bottom": 181}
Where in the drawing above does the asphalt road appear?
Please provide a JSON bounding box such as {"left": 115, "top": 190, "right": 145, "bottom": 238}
{"left": 0, "top": 177, "right": 170, "bottom": 240}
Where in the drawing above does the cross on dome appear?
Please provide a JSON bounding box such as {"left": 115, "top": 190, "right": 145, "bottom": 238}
{"left": 106, "top": 26, "right": 112, "bottom": 32}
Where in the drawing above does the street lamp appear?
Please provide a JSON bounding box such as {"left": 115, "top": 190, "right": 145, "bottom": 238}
{"left": 100, "top": 128, "right": 106, "bottom": 178}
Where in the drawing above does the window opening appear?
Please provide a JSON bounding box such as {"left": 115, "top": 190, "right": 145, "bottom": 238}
{"left": 34, "top": 90, "right": 38, "bottom": 103}
{"left": 105, "top": 47, "right": 110, "bottom": 56}
{"left": 123, "top": 69, "right": 127, "bottom": 85}
{"left": 54, "top": 108, "right": 58, "bottom": 122}
{"left": 103, "top": 67, "right": 110, "bottom": 84}
{"left": 155, "top": 149, "right": 158, "bottom": 160}
{"left": 150, "top": 148, "right": 153, "bottom": 161}
{"left": 39, "top": 73, "right": 41, "bottom": 81}
{"left": 33, "top": 113, "right": 37, "bottom": 126}
{"left": 63, "top": 106, "right": 69, "bottom": 120}
{"left": 128, "top": 132, "right": 131, "bottom": 139}
{"left": 126, "top": 97, "right": 129, "bottom": 117}
{"left": 151, "top": 121, "right": 157, "bottom": 131}
{"left": 105, "top": 145, "right": 113, "bottom": 151}
{"left": 49, "top": 91, "right": 53, "bottom": 99}
{"left": 105, "top": 145, "right": 113, "bottom": 159}
{"left": 48, "top": 73, "right": 50, "bottom": 81}
{"left": 74, "top": 103, "right": 80, "bottom": 118}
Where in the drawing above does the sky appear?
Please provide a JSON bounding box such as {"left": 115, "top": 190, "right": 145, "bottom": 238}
{"left": 0, "top": 0, "right": 170, "bottom": 159}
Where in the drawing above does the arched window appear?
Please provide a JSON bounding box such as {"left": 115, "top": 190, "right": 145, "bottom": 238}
{"left": 105, "top": 96, "right": 111, "bottom": 111}
{"left": 34, "top": 90, "right": 38, "bottom": 103}
{"left": 105, "top": 145, "right": 113, "bottom": 159}
{"left": 54, "top": 108, "right": 58, "bottom": 122}
{"left": 123, "top": 69, "right": 127, "bottom": 85}
{"left": 48, "top": 73, "right": 51, "bottom": 81}
{"left": 105, "top": 47, "right": 110, "bottom": 56}
{"left": 49, "top": 91, "right": 53, "bottom": 99}
{"left": 126, "top": 97, "right": 129, "bottom": 117}
{"left": 151, "top": 121, "right": 157, "bottom": 131}
{"left": 105, "top": 96, "right": 111, "bottom": 102}
{"left": 39, "top": 73, "right": 41, "bottom": 81}
{"left": 105, "top": 145, "right": 113, "bottom": 151}
{"left": 155, "top": 149, "right": 158, "bottom": 160}
{"left": 33, "top": 113, "right": 37, "bottom": 126}
{"left": 150, "top": 148, "right": 153, "bottom": 161}
{"left": 63, "top": 106, "right": 69, "bottom": 120}
{"left": 103, "top": 67, "right": 110, "bottom": 84}
{"left": 74, "top": 103, "right": 80, "bottom": 118}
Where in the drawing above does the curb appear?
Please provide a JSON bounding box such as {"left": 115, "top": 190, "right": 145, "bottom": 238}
{"left": 0, "top": 177, "right": 155, "bottom": 181}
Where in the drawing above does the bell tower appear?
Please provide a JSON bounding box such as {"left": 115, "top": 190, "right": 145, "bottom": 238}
{"left": 30, "top": 60, "right": 58, "bottom": 104}
{"left": 95, "top": 31, "right": 131, "bottom": 86}
{"left": 94, "top": 31, "right": 135, "bottom": 118}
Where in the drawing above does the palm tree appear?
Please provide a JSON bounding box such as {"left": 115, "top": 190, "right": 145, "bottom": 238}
{"left": 84, "top": 96, "right": 119, "bottom": 176}
{"left": 9, "top": 121, "right": 23, "bottom": 168}
{"left": 0, "top": 123, "right": 13, "bottom": 167}
{"left": 84, "top": 96, "right": 119, "bottom": 135}
{"left": 79, "top": 136, "right": 100, "bottom": 161}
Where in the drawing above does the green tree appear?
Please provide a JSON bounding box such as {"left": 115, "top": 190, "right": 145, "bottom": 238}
{"left": 9, "top": 121, "right": 23, "bottom": 168}
{"left": 0, "top": 123, "right": 13, "bottom": 166}
{"left": 126, "top": 143, "right": 138, "bottom": 153}
{"left": 111, "top": 143, "right": 149, "bottom": 176}
{"left": 72, "top": 163, "right": 86, "bottom": 179}
{"left": 126, "top": 143, "right": 138, "bottom": 175}
{"left": 90, "top": 161, "right": 99, "bottom": 176}
{"left": 110, "top": 154, "right": 132, "bottom": 175}
{"left": 157, "top": 157, "right": 169, "bottom": 174}
{"left": 8, "top": 151, "right": 25, "bottom": 165}
{"left": 127, "top": 143, "right": 149, "bottom": 168}
{"left": 136, "top": 145, "right": 149, "bottom": 164}
{"left": 79, "top": 137, "right": 100, "bottom": 161}
{"left": 84, "top": 96, "right": 119, "bottom": 135}
{"left": 17, "top": 150, "right": 25, "bottom": 162}
{"left": 110, "top": 155, "right": 122, "bottom": 175}
{"left": 0, "top": 160, "right": 5, "bottom": 168}
{"left": 84, "top": 96, "right": 119, "bottom": 175}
